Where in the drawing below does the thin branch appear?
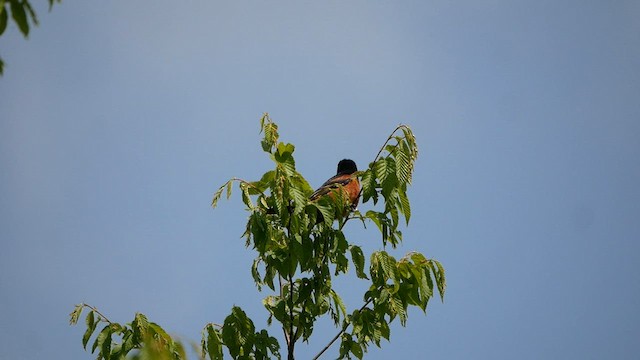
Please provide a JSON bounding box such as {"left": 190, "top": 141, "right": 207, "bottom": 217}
{"left": 279, "top": 274, "right": 291, "bottom": 347}
{"left": 205, "top": 322, "right": 224, "bottom": 329}
{"left": 311, "top": 298, "right": 374, "bottom": 360}
{"left": 372, "top": 124, "right": 409, "bottom": 164}
{"left": 231, "top": 177, "right": 267, "bottom": 197}
{"left": 82, "top": 303, "right": 113, "bottom": 324}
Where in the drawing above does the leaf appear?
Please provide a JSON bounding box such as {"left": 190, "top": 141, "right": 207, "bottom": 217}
{"left": 23, "top": 0, "right": 37, "bottom": 25}
{"left": 431, "top": 259, "right": 447, "bottom": 301}
{"left": 101, "top": 327, "right": 113, "bottom": 360}
{"left": 349, "top": 245, "right": 368, "bottom": 279}
{"left": 226, "top": 180, "right": 233, "bottom": 199}
{"left": 395, "top": 145, "right": 410, "bottom": 184}
{"left": 312, "top": 202, "right": 334, "bottom": 226}
{"left": 206, "top": 326, "right": 224, "bottom": 360}
{"left": 276, "top": 142, "right": 295, "bottom": 157}
{"left": 350, "top": 341, "right": 364, "bottom": 359}
{"left": 211, "top": 182, "right": 226, "bottom": 208}
{"left": 360, "top": 169, "right": 378, "bottom": 204}
{"left": 374, "top": 159, "right": 388, "bottom": 183}
{"left": 82, "top": 311, "right": 98, "bottom": 349}
{"left": 397, "top": 188, "right": 411, "bottom": 225}
{"left": 69, "top": 303, "right": 83, "bottom": 325}
{"left": 92, "top": 325, "right": 111, "bottom": 354}
{"left": 240, "top": 182, "right": 254, "bottom": 209}
{"left": 0, "top": 5, "right": 8, "bottom": 36}
{"left": 260, "top": 115, "right": 279, "bottom": 153}
{"left": 10, "top": 0, "right": 29, "bottom": 37}
{"left": 132, "top": 313, "right": 149, "bottom": 343}
{"left": 330, "top": 289, "right": 347, "bottom": 324}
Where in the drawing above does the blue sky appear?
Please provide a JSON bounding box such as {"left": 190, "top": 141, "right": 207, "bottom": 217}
{"left": 1, "top": 1, "right": 639, "bottom": 359}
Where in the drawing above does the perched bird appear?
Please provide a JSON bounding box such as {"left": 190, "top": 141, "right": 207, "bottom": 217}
{"left": 309, "top": 159, "right": 360, "bottom": 211}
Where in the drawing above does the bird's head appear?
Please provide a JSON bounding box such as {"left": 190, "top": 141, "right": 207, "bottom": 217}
{"left": 336, "top": 159, "right": 358, "bottom": 175}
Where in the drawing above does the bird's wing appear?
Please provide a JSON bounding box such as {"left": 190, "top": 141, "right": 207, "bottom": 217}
{"left": 309, "top": 174, "right": 353, "bottom": 200}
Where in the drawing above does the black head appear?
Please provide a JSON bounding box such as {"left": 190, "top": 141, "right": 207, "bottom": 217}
{"left": 336, "top": 159, "right": 358, "bottom": 175}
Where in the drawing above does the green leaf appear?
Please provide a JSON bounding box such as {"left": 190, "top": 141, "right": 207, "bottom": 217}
{"left": 349, "top": 245, "right": 368, "bottom": 279}
{"left": 101, "top": 327, "right": 113, "bottom": 360}
{"left": 276, "top": 142, "right": 294, "bottom": 157}
{"left": 395, "top": 142, "right": 411, "bottom": 184}
{"left": 330, "top": 289, "right": 347, "bottom": 324}
{"left": 350, "top": 341, "right": 364, "bottom": 359}
{"left": 312, "top": 202, "right": 334, "bottom": 226}
{"left": 23, "top": 0, "right": 37, "bottom": 25}
{"left": 360, "top": 169, "right": 378, "bottom": 204}
{"left": 250, "top": 170, "right": 275, "bottom": 194}
{"left": 225, "top": 179, "right": 233, "bottom": 199}
{"left": 260, "top": 114, "right": 279, "bottom": 153}
{"left": 206, "top": 325, "right": 223, "bottom": 360}
{"left": 92, "top": 325, "right": 111, "bottom": 354}
{"left": 0, "top": 5, "right": 8, "bottom": 36}
{"left": 211, "top": 182, "right": 227, "bottom": 208}
{"left": 82, "top": 311, "right": 98, "bottom": 349}
{"left": 430, "top": 259, "right": 447, "bottom": 301}
{"left": 10, "top": 0, "right": 29, "bottom": 37}
{"left": 374, "top": 159, "right": 388, "bottom": 183}
{"left": 240, "top": 182, "right": 254, "bottom": 209}
{"left": 132, "top": 313, "right": 149, "bottom": 343}
{"left": 69, "top": 303, "right": 83, "bottom": 325}
{"left": 397, "top": 188, "right": 411, "bottom": 225}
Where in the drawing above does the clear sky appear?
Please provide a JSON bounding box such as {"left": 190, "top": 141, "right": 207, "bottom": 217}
{"left": 1, "top": 1, "right": 639, "bottom": 359}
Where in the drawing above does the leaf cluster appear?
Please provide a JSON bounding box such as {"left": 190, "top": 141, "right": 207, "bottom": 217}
{"left": 69, "top": 304, "right": 187, "bottom": 360}
{"left": 0, "top": 0, "right": 60, "bottom": 75}
{"left": 337, "top": 252, "right": 445, "bottom": 359}
{"left": 202, "top": 307, "right": 280, "bottom": 360}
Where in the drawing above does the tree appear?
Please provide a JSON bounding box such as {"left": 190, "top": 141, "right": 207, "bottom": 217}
{"left": 70, "top": 114, "right": 446, "bottom": 359}
{"left": 0, "top": 0, "right": 60, "bottom": 75}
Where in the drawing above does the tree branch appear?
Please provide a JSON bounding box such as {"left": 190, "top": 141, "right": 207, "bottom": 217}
{"left": 82, "top": 303, "right": 113, "bottom": 324}
{"left": 312, "top": 297, "right": 374, "bottom": 360}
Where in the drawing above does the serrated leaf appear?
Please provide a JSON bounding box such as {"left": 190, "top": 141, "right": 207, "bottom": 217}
{"left": 313, "top": 202, "right": 334, "bottom": 226}
{"left": 431, "top": 259, "right": 446, "bottom": 301}
{"left": 395, "top": 145, "right": 410, "bottom": 184}
{"left": 374, "top": 159, "right": 388, "bottom": 183}
{"left": 349, "top": 245, "right": 368, "bottom": 279}
{"left": 211, "top": 183, "right": 226, "bottom": 208}
{"left": 397, "top": 188, "right": 411, "bottom": 225}
{"left": 206, "top": 326, "right": 223, "bottom": 360}
{"left": 360, "top": 169, "right": 378, "bottom": 204}
{"left": 69, "top": 303, "right": 83, "bottom": 325}
{"left": 132, "top": 313, "right": 149, "bottom": 343}
{"left": 240, "top": 182, "right": 254, "bottom": 209}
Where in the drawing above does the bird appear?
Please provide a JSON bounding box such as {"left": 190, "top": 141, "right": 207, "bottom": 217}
{"left": 309, "top": 159, "right": 360, "bottom": 212}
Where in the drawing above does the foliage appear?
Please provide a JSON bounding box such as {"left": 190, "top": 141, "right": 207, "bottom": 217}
{"left": 0, "top": 0, "right": 60, "bottom": 75}
{"left": 71, "top": 114, "right": 446, "bottom": 359}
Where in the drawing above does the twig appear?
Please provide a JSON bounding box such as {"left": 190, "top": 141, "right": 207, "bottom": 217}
{"left": 372, "top": 124, "right": 408, "bottom": 164}
{"left": 311, "top": 298, "right": 374, "bottom": 360}
{"left": 82, "top": 303, "right": 113, "bottom": 324}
